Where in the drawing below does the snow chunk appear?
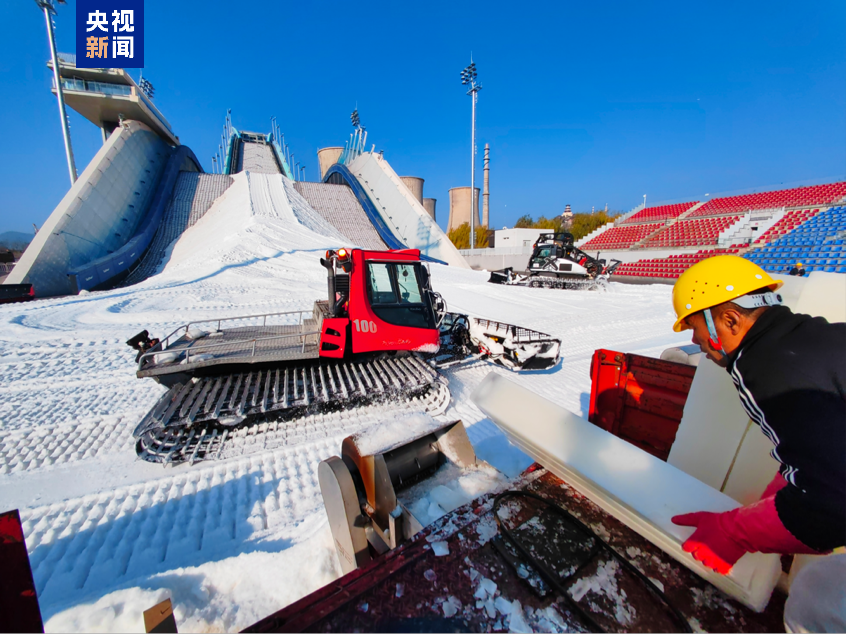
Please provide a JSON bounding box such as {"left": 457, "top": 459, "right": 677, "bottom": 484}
{"left": 569, "top": 559, "right": 636, "bottom": 626}
{"left": 442, "top": 596, "right": 462, "bottom": 617}
{"left": 431, "top": 541, "right": 450, "bottom": 557}
{"left": 507, "top": 600, "right": 531, "bottom": 633}
{"left": 153, "top": 351, "right": 180, "bottom": 364}
{"left": 475, "top": 515, "right": 499, "bottom": 545}
{"left": 494, "top": 596, "right": 513, "bottom": 614}
{"left": 185, "top": 327, "right": 208, "bottom": 340}
{"left": 429, "top": 486, "right": 471, "bottom": 514}
{"left": 350, "top": 413, "right": 444, "bottom": 456}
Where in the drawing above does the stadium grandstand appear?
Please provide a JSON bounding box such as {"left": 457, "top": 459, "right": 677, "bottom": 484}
{"left": 744, "top": 206, "right": 846, "bottom": 275}
{"left": 688, "top": 182, "right": 846, "bottom": 217}
{"left": 595, "top": 182, "right": 846, "bottom": 282}
{"left": 619, "top": 201, "right": 699, "bottom": 224}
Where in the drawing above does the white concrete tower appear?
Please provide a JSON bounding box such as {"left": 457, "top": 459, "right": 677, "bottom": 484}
{"left": 482, "top": 144, "right": 490, "bottom": 227}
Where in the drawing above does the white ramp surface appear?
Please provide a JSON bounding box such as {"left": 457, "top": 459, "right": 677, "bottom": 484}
{"left": 346, "top": 152, "right": 470, "bottom": 267}
{"left": 471, "top": 372, "right": 781, "bottom": 612}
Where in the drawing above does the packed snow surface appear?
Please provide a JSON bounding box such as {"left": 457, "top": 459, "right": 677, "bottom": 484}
{"left": 0, "top": 172, "right": 689, "bottom": 632}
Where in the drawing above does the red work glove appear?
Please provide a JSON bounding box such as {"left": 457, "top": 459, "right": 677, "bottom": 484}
{"left": 760, "top": 472, "right": 788, "bottom": 500}
{"left": 672, "top": 495, "right": 822, "bottom": 575}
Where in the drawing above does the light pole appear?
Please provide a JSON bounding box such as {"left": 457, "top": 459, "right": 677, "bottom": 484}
{"left": 461, "top": 59, "right": 481, "bottom": 250}
{"left": 643, "top": 194, "right": 647, "bottom": 209}
{"left": 35, "top": 0, "right": 77, "bottom": 185}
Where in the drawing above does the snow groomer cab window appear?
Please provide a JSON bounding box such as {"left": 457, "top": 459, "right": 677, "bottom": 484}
{"left": 366, "top": 262, "right": 435, "bottom": 329}
{"left": 530, "top": 245, "right": 561, "bottom": 267}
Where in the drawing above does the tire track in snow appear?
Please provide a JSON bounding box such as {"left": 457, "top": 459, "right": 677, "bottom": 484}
{"left": 21, "top": 435, "right": 340, "bottom": 618}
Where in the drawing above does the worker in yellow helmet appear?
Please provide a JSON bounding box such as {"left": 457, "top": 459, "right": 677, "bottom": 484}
{"left": 669, "top": 255, "right": 845, "bottom": 575}
{"left": 788, "top": 261, "right": 806, "bottom": 277}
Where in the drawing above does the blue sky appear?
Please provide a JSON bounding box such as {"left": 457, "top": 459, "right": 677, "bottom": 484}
{"left": 2, "top": 0, "right": 844, "bottom": 235}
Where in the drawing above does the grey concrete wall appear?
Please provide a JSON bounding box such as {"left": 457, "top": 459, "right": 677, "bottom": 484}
{"left": 6, "top": 121, "right": 169, "bottom": 296}
{"left": 459, "top": 245, "right": 708, "bottom": 272}
{"left": 584, "top": 247, "right": 704, "bottom": 263}
{"left": 459, "top": 246, "right": 533, "bottom": 271}
{"left": 317, "top": 147, "right": 344, "bottom": 180}
{"left": 448, "top": 186, "right": 480, "bottom": 233}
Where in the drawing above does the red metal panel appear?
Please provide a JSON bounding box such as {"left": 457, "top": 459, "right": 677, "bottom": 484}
{"left": 0, "top": 509, "right": 43, "bottom": 633}
{"left": 588, "top": 349, "right": 696, "bottom": 461}
{"left": 317, "top": 317, "right": 349, "bottom": 359}
{"left": 347, "top": 250, "right": 439, "bottom": 355}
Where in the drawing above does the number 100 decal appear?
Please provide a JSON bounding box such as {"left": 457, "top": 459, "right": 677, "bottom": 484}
{"left": 353, "top": 319, "right": 378, "bottom": 333}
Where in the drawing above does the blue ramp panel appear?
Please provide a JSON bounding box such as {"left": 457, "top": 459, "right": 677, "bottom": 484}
{"left": 323, "top": 164, "right": 408, "bottom": 250}
{"left": 68, "top": 146, "right": 203, "bottom": 292}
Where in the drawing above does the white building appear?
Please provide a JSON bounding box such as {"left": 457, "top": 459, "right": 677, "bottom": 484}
{"left": 494, "top": 228, "right": 545, "bottom": 248}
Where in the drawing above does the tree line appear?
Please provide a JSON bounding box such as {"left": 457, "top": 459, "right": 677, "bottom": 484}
{"left": 447, "top": 212, "right": 618, "bottom": 248}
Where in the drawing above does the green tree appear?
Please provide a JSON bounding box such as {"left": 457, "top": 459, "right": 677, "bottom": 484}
{"left": 570, "top": 212, "right": 616, "bottom": 240}
{"left": 448, "top": 223, "right": 490, "bottom": 249}
{"left": 514, "top": 214, "right": 534, "bottom": 228}
{"left": 534, "top": 215, "right": 562, "bottom": 231}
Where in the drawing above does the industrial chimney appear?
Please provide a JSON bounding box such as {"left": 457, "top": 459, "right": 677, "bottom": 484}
{"left": 482, "top": 144, "right": 490, "bottom": 227}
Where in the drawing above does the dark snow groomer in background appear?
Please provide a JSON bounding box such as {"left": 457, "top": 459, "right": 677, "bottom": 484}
{"left": 667, "top": 257, "right": 844, "bottom": 584}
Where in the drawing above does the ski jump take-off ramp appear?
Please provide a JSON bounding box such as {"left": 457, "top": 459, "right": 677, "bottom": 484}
{"left": 6, "top": 113, "right": 467, "bottom": 298}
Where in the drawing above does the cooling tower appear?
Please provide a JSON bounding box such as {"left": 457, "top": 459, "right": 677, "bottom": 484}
{"left": 317, "top": 147, "right": 344, "bottom": 180}
{"left": 399, "top": 176, "right": 424, "bottom": 204}
{"left": 447, "top": 186, "right": 481, "bottom": 233}
{"left": 422, "top": 198, "right": 436, "bottom": 221}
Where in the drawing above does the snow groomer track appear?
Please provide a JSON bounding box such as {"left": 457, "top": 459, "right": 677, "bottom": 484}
{"left": 135, "top": 354, "right": 450, "bottom": 465}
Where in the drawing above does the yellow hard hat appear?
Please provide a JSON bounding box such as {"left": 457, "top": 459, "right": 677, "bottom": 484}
{"left": 796, "top": 262, "right": 803, "bottom": 267}
{"left": 672, "top": 255, "right": 782, "bottom": 332}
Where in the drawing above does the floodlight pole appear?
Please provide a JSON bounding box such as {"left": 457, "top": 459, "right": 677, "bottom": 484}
{"left": 470, "top": 87, "right": 477, "bottom": 250}
{"left": 37, "top": 0, "right": 77, "bottom": 185}
{"left": 461, "top": 60, "right": 481, "bottom": 251}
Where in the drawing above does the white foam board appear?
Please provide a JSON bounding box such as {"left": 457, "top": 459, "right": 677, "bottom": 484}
{"left": 471, "top": 372, "right": 782, "bottom": 612}
{"left": 668, "top": 358, "right": 751, "bottom": 491}
{"left": 722, "top": 422, "right": 779, "bottom": 506}
{"left": 795, "top": 271, "right": 846, "bottom": 323}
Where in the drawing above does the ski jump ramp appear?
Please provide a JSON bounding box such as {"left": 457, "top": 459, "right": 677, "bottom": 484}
{"left": 325, "top": 152, "right": 469, "bottom": 268}
{"left": 8, "top": 125, "right": 467, "bottom": 298}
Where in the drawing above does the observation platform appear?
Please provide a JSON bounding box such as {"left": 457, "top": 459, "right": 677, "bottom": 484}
{"left": 48, "top": 53, "right": 177, "bottom": 145}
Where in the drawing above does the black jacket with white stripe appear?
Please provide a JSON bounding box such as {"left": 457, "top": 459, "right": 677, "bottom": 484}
{"left": 727, "top": 305, "right": 845, "bottom": 551}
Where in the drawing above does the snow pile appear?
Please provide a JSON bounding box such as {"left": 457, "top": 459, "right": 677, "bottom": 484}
{"left": 44, "top": 522, "right": 341, "bottom": 633}
{"left": 403, "top": 461, "right": 508, "bottom": 524}
{"left": 350, "top": 412, "right": 445, "bottom": 456}
{"left": 0, "top": 164, "right": 691, "bottom": 632}
{"left": 569, "top": 559, "right": 637, "bottom": 626}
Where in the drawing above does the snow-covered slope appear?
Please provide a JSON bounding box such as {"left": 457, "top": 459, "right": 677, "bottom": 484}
{"left": 0, "top": 170, "right": 690, "bottom": 632}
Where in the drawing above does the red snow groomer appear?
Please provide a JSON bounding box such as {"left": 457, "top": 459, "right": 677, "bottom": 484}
{"left": 129, "top": 248, "right": 561, "bottom": 464}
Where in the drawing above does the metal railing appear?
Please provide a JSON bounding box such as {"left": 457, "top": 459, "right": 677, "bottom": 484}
{"left": 57, "top": 77, "right": 132, "bottom": 96}
{"left": 138, "top": 309, "right": 319, "bottom": 371}
{"left": 340, "top": 128, "right": 367, "bottom": 166}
